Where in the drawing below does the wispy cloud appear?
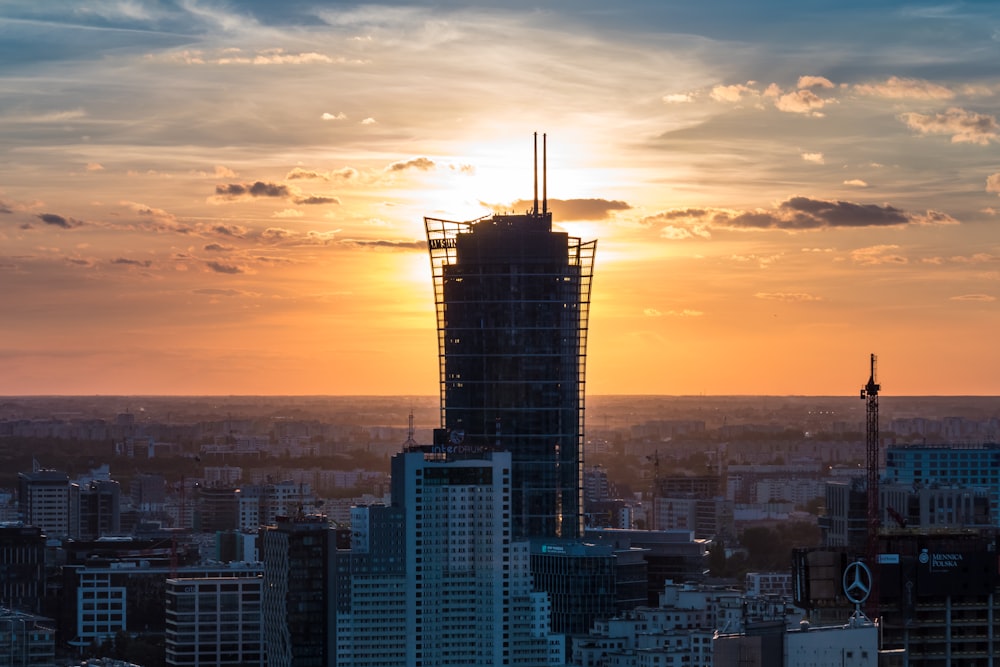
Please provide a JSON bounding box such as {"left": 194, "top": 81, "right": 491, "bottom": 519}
{"left": 644, "top": 197, "right": 910, "bottom": 232}
{"left": 754, "top": 291, "right": 822, "bottom": 302}
{"left": 644, "top": 307, "right": 703, "bottom": 317}
{"left": 38, "top": 213, "right": 83, "bottom": 229}
{"left": 854, "top": 76, "right": 954, "bottom": 100}
{"left": 111, "top": 257, "right": 152, "bottom": 268}
{"left": 774, "top": 89, "right": 834, "bottom": 115}
{"left": 214, "top": 181, "right": 291, "bottom": 200}
{"left": 206, "top": 261, "right": 244, "bottom": 274}
{"left": 209, "top": 224, "right": 248, "bottom": 238}
{"left": 710, "top": 82, "right": 757, "bottom": 103}
{"left": 730, "top": 253, "right": 781, "bottom": 268}
{"left": 160, "top": 48, "right": 353, "bottom": 66}
{"left": 386, "top": 157, "right": 435, "bottom": 172}
{"left": 850, "top": 245, "right": 908, "bottom": 265}
{"left": 900, "top": 108, "right": 999, "bottom": 145}
{"left": 510, "top": 198, "right": 631, "bottom": 221}
{"left": 986, "top": 173, "right": 1000, "bottom": 195}
{"left": 120, "top": 201, "right": 176, "bottom": 221}
{"left": 295, "top": 196, "right": 340, "bottom": 205}
{"left": 950, "top": 294, "right": 995, "bottom": 301}
{"left": 797, "top": 76, "right": 835, "bottom": 89}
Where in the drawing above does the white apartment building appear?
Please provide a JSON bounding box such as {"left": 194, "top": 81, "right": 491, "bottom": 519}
{"left": 334, "top": 449, "right": 563, "bottom": 667}
{"left": 65, "top": 562, "right": 263, "bottom": 650}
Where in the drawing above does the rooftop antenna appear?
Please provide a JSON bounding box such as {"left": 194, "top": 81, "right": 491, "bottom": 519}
{"left": 543, "top": 133, "right": 548, "bottom": 215}
{"left": 404, "top": 409, "right": 418, "bottom": 449}
{"left": 533, "top": 132, "right": 539, "bottom": 215}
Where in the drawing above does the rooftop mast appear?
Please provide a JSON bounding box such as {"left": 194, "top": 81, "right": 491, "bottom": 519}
{"left": 533, "top": 132, "right": 539, "bottom": 215}
{"left": 543, "top": 133, "right": 548, "bottom": 215}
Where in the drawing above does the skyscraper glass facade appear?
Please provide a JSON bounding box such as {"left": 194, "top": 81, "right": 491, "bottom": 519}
{"left": 425, "top": 210, "right": 596, "bottom": 539}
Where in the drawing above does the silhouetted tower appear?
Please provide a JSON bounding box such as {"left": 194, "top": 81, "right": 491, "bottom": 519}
{"left": 860, "top": 353, "right": 880, "bottom": 614}
{"left": 425, "top": 133, "right": 596, "bottom": 540}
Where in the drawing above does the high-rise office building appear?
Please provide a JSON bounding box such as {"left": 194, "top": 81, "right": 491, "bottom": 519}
{"left": 69, "top": 479, "right": 121, "bottom": 540}
{"left": 17, "top": 469, "right": 70, "bottom": 538}
{"left": 425, "top": 135, "right": 596, "bottom": 539}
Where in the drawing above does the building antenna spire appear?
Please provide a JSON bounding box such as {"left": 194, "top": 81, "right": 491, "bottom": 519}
{"left": 533, "top": 132, "right": 539, "bottom": 215}
{"left": 543, "top": 133, "right": 548, "bottom": 215}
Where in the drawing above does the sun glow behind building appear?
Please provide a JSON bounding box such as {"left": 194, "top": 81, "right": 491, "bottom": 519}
{"left": 425, "top": 135, "right": 596, "bottom": 539}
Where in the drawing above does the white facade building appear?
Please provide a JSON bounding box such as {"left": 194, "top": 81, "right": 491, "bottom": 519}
{"left": 66, "top": 562, "right": 263, "bottom": 650}
{"left": 334, "top": 449, "right": 563, "bottom": 667}
{"left": 745, "top": 572, "right": 793, "bottom": 598}
{"left": 571, "top": 580, "right": 803, "bottom": 667}
{"left": 784, "top": 619, "right": 878, "bottom": 667}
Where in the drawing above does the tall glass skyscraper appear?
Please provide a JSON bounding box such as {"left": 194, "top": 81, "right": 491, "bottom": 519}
{"left": 425, "top": 143, "right": 596, "bottom": 539}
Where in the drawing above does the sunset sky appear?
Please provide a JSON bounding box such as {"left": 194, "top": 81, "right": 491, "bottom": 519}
{"left": 2, "top": 0, "right": 1000, "bottom": 396}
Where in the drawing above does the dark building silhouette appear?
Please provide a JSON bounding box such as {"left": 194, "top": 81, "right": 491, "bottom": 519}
{"left": 656, "top": 475, "right": 720, "bottom": 499}
{"left": 585, "top": 528, "right": 711, "bottom": 606}
{"left": 794, "top": 530, "right": 1000, "bottom": 665}
{"left": 70, "top": 479, "right": 121, "bottom": 540}
{"left": 530, "top": 541, "right": 618, "bottom": 636}
{"left": 130, "top": 472, "right": 167, "bottom": 508}
{"left": 196, "top": 486, "right": 239, "bottom": 533}
{"left": 425, "top": 140, "right": 596, "bottom": 540}
{"left": 0, "top": 524, "right": 45, "bottom": 614}
{"left": 260, "top": 514, "right": 334, "bottom": 667}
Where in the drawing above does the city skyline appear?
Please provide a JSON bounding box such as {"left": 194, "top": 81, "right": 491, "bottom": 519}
{"left": 2, "top": 1, "right": 1000, "bottom": 396}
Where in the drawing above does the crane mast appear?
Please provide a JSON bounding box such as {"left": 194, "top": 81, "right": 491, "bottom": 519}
{"left": 860, "top": 353, "right": 880, "bottom": 614}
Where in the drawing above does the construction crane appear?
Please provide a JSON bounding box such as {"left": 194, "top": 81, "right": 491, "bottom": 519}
{"left": 860, "top": 353, "right": 880, "bottom": 615}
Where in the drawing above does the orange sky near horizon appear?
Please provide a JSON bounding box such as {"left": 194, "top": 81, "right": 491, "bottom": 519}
{"left": 2, "top": 1, "right": 1000, "bottom": 397}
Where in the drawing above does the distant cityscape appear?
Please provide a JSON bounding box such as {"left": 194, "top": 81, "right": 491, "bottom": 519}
{"left": 3, "top": 392, "right": 999, "bottom": 665}
{"left": 2, "top": 143, "right": 999, "bottom": 666}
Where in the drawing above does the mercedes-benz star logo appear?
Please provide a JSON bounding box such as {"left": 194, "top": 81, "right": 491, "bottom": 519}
{"left": 842, "top": 560, "right": 872, "bottom": 605}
